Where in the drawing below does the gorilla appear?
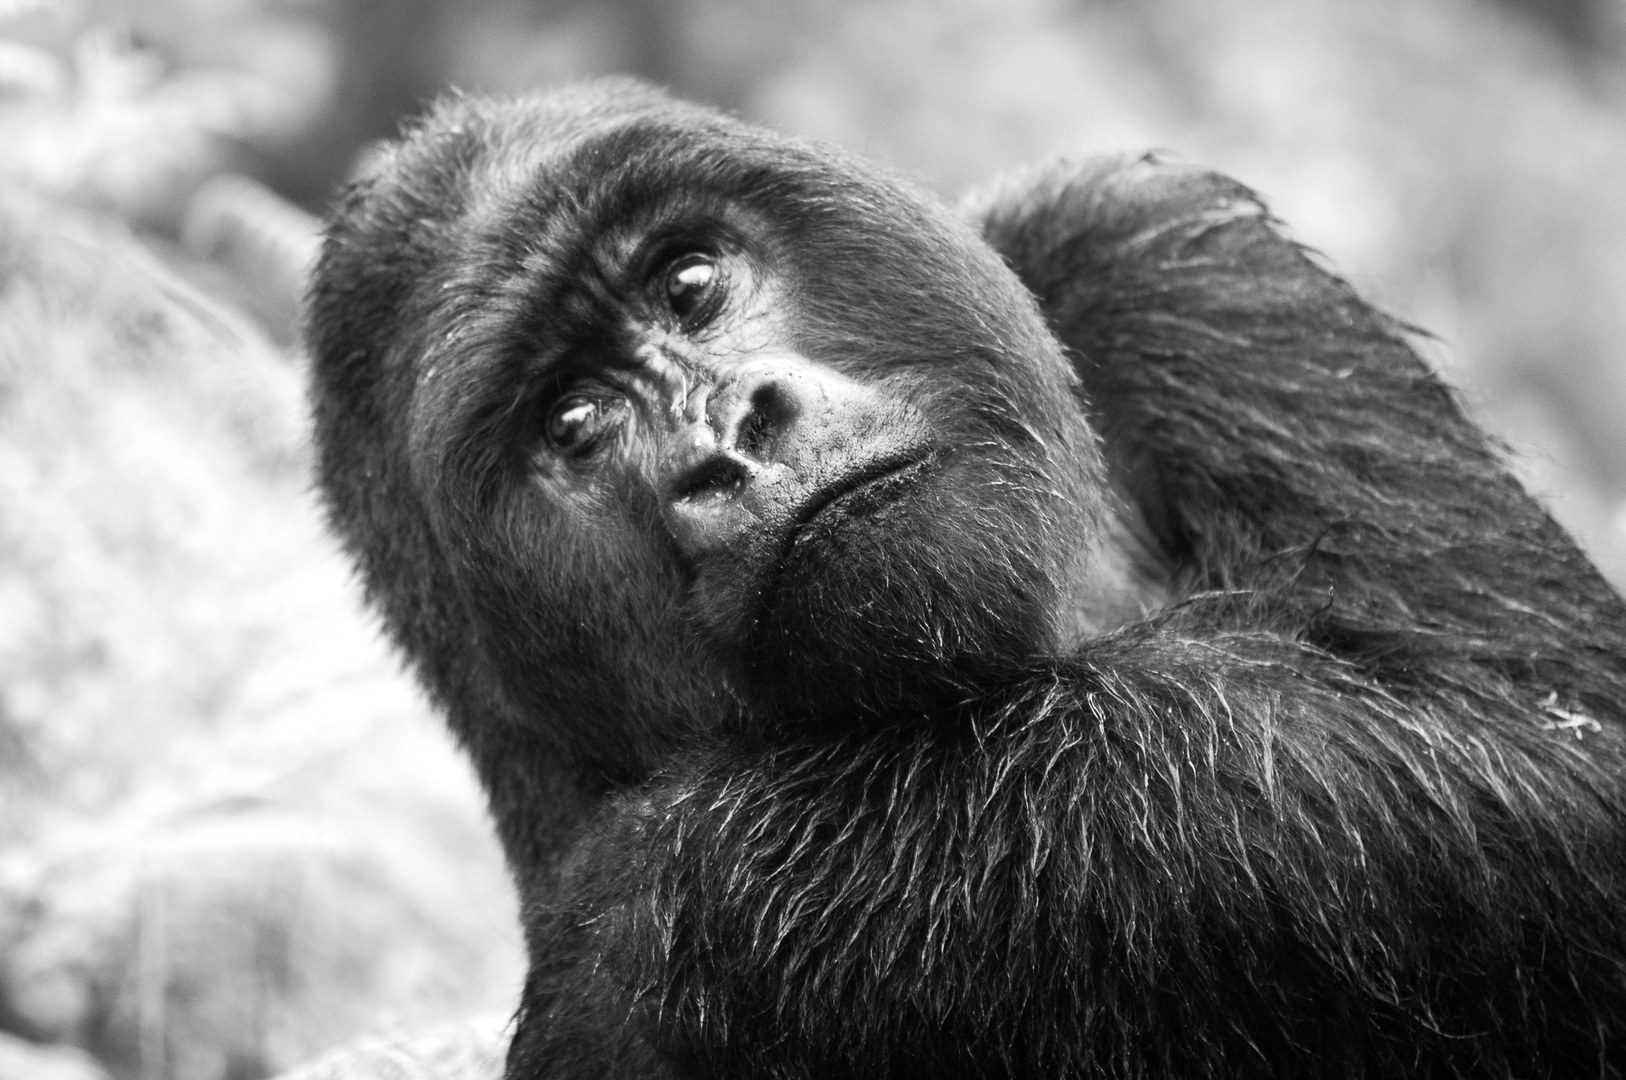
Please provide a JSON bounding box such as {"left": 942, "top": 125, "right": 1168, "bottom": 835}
{"left": 305, "top": 80, "right": 1626, "bottom": 1078}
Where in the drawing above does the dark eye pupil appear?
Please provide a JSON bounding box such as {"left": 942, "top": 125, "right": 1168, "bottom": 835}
{"left": 665, "top": 255, "right": 716, "bottom": 319}
{"left": 548, "top": 397, "right": 599, "bottom": 449}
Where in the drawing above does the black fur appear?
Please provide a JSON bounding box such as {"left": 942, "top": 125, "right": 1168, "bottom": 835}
{"left": 307, "top": 80, "right": 1626, "bottom": 1079}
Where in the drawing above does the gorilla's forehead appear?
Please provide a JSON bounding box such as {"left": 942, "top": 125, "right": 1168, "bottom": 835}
{"left": 461, "top": 127, "right": 846, "bottom": 278}
{"left": 421, "top": 134, "right": 788, "bottom": 373}
{"left": 409, "top": 91, "right": 911, "bottom": 274}
{"left": 398, "top": 114, "right": 776, "bottom": 335}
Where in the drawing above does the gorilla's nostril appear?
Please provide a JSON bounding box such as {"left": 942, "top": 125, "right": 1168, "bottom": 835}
{"left": 737, "top": 405, "right": 773, "bottom": 460}
{"left": 736, "top": 384, "right": 796, "bottom": 461}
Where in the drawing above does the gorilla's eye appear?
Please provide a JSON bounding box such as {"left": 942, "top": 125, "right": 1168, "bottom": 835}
{"left": 662, "top": 253, "right": 720, "bottom": 323}
{"left": 546, "top": 394, "right": 619, "bottom": 454}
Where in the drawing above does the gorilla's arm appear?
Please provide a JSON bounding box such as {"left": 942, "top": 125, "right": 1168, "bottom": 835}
{"left": 521, "top": 644, "right": 1626, "bottom": 1079}
{"left": 976, "top": 155, "right": 1626, "bottom": 693}
{"left": 511, "top": 158, "right": 1626, "bottom": 1079}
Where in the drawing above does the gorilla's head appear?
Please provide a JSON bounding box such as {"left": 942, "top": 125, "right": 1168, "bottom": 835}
{"left": 307, "top": 81, "right": 1105, "bottom": 780}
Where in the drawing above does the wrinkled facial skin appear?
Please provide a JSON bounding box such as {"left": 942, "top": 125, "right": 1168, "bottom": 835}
{"left": 310, "top": 83, "right": 1105, "bottom": 780}
{"left": 499, "top": 233, "right": 940, "bottom": 665}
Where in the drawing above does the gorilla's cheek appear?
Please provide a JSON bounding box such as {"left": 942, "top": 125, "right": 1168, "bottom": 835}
{"left": 479, "top": 486, "right": 678, "bottom": 672}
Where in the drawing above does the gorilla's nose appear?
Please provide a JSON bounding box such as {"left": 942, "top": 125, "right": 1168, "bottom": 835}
{"left": 663, "top": 360, "right": 810, "bottom": 502}
{"left": 659, "top": 352, "right": 931, "bottom": 593}
{"left": 711, "top": 365, "right": 807, "bottom": 469}
{"left": 660, "top": 358, "right": 819, "bottom": 559}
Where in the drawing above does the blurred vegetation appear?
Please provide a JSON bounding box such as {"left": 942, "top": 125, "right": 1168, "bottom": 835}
{"left": 0, "top": 168, "right": 518, "bottom": 1080}
{"left": 0, "top": 0, "right": 1622, "bottom": 1078}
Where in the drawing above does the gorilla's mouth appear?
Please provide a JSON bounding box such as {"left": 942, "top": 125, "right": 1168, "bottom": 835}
{"left": 785, "top": 449, "right": 938, "bottom": 555}
{"left": 744, "top": 449, "right": 938, "bottom": 631}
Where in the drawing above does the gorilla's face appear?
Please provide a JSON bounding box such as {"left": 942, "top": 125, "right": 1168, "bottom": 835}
{"left": 314, "top": 85, "right": 1104, "bottom": 772}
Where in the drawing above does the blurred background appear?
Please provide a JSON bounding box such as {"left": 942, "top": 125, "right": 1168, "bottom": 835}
{"left": 0, "top": 0, "right": 1623, "bottom": 1077}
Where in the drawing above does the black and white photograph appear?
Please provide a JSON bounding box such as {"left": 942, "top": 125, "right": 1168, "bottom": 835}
{"left": 2, "top": 1, "right": 1625, "bottom": 1077}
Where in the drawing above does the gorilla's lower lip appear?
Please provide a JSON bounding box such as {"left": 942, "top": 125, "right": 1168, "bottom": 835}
{"left": 788, "top": 450, "right": 936, "bottom": 549}
{"left": 750, "top": 450, "right": 936, "bottom": 626}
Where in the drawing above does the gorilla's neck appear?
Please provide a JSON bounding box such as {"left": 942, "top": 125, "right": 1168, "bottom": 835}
{"left": 1060, "top": 493, "right": 1179, "bottom": 645}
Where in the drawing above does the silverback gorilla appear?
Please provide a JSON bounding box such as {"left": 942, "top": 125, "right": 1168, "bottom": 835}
{"left": 305, "top": 80, "right": 1626, "bottom": 1078}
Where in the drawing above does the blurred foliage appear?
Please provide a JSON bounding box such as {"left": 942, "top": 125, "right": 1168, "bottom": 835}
{"left": 0, "top": 62, "right": 518, "bottom": 1077}
{"left": 0, "top": 186, "right": 520, "bottom": 1079}
{"left": 269, "top": 1019, "right": 505, "bottom": 1080}
{"left": 0, "top": 185, "right": 304, "bottom": 828}
{"left": 0, "top": 1029, "right": 107, "bottom": 1080}
{"left": 0, "top": 7, "right": 302, "bottom": 230}
{"left": 0, "top": 0, "right": 1623, "bottom": 1078}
